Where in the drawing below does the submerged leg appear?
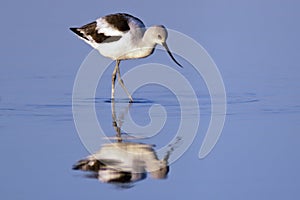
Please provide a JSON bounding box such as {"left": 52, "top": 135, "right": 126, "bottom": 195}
{"left": 116, "top": 61, "right": 133, "bottom": 103}
{"left": 111, "top": 99, "right": 122, "bottom": 142}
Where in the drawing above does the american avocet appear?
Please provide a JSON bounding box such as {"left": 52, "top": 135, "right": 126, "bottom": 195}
{"left": 70, "top": 13, "right": 182, "bottom": 102}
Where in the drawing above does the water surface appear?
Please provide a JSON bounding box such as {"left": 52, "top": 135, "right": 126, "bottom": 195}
{"left": 1, "top": 0, "right": 300, "bottom": 199}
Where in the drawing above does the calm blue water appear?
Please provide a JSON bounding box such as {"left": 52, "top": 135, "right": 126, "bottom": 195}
{"left": 1, "top": 0, "right": 300, "bottom": 199}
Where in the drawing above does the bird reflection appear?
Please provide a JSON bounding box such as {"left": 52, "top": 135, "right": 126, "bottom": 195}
{"left": 73, "top": 100, "right": 176, "bottom": 188}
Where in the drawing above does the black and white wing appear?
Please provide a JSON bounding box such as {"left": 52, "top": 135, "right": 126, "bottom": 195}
{"left": 70, "top": 13, "right": 145, "bottom": 44}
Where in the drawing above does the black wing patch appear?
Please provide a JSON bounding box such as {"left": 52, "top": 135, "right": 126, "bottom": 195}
{"left": 104, "top": 13, "right": 145, "bottom": 31}
{"left": 70, "top": 21, "right": 121, "bottom": 43}
{"left": 104, "top": 14, "right": 131, "bottom": 32}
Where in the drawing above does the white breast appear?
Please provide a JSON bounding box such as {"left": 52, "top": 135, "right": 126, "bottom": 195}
{"left": 96, "top": 32, "right": 154, "bottom": 60}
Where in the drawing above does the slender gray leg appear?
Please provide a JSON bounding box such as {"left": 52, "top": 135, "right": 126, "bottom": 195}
{"left": 111, "top": 61, "right": 118, "bottom": 100}
{"left": 116, "top": 61, "right": 133, "bottom": 103}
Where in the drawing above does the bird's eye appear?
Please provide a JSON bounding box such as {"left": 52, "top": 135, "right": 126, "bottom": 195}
{"left": 158, "top": 34, "right": 162, "bottom": 40}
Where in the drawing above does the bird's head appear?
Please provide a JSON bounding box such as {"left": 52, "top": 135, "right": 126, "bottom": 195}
{"left": 149, "top": 25, "right": 168, "bottom": 45}
{"left": 147, "top": 25, "right": 182, "bottom": 68}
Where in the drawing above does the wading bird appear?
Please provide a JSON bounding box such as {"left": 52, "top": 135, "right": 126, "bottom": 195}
{"left": 70, "top": 13, "right": 182, "bottom": 102}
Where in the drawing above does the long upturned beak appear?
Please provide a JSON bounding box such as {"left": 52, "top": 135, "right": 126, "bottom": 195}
{"left": 162, "top": 42, "right": 183, "bottom": 68}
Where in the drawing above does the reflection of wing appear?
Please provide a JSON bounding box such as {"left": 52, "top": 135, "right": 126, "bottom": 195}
{"left": 72, "top": 157, "right": 123, "bottom": 172}
{"left": 83, "top": 172, "right": 137, "bottom": 189}
{"left": 100, "top": 159, "right": 123, "bottom": 166}
{"left": 73, "top": 155, "right": 147, "bottom": 185}
{"left": 99, "top": 168, "right": 133, "bottom": 183}
{"left": 72, "top": 157, "right": 102, "bottom": 172}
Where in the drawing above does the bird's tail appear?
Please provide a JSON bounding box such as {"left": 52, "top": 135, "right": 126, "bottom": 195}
{"left": 69, "top": 27, "right": 86, "bottom": 39}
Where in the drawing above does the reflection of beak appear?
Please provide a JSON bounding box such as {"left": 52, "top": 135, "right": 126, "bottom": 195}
{"left": 162, "top": 42, "right": 183, "bottom": 68}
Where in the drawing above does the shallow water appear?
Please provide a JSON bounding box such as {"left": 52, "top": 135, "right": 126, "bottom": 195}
{"left": 1, "top": 1, "right": 300, "bottom": 199}
{"left": 1, "top": 65, "right": 299, "bottom": 198}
